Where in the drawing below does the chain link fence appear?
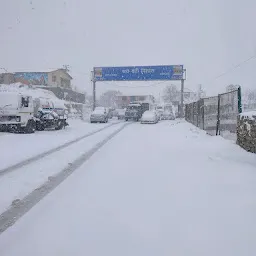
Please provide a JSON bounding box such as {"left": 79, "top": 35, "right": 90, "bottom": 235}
{"left": 185, "top": 88, "right": 242, "bottom": 140}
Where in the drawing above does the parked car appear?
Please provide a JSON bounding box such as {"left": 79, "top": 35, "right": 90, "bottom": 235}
{"left": 161, "top": 110, "right": 175, "bottom": 120}
{"left": 90, "top": 108, "right": 108, "bottom": 123}
{"left": 116, "top": 108, "right": 126, "bottom": 120}
{"left": 141, "top": 111, "right": 158, "bottom": 124}
{"left": 155, "top": 109, "right": 163, "bottom": 121}
{"left": 108, "top": 108, "right": 117, "bottom": 119}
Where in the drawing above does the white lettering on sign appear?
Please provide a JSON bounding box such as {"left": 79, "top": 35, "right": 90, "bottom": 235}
{"left": 131, "top": 68, "right": 139, "bottom": 74}
{"left": 106, "top": 74, "right": 117, "bottom": 77}
{"left": 122, "top": 69, "right": 130, "bottom": 74}
{"left": 140, "top": 68, "right": 155, "bottom": 74}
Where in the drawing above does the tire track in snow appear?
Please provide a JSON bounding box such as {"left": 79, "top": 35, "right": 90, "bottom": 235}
{"left": 0, "top": 122, "right": 121, "bottom": 177}
{"left": 0, "top": 122, "right": 131, "bottom": 234}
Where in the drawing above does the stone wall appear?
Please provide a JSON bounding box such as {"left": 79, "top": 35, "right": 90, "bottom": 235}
{"left": 237, "top": 112, "right": 256, "bottom": 153}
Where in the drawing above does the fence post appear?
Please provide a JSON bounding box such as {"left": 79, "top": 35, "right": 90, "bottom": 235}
{"left": 238, "top": 86, "right": 242, "bottom": 114}
{"left": 216, "top": 94, "right": 221, "bottom": 136}
{"left": 202, "top": 100, "right": 205, "bottom": 130}
{"left": 197, "top": 101, "right": 199, "bottom": 127}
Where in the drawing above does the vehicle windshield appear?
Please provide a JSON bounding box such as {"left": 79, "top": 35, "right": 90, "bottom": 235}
{"left": 143, "top": 111, "right": 154, "bottom": 116}
{"left": 93, "top": 109, "right": 105, "bottom": 114}
{"left": 0, "top": 94, "right": 18, "bottom": 108}
{"left": 1, "top": 1, "right": 256, "bottom": 255}
{"left": 127, "top": 106, "right": 140, "bottom": 111}
{"left": 95, "top": 107, "right": 105, "bottom": 111}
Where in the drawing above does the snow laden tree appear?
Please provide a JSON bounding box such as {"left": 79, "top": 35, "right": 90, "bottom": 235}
{"left": 99, "top": 90, "right": 122, "bottom": 108}
{"left": 226, "top": 84, "right": 240, "bottom": 92}
{"left": 163, "top": 85, "right": 179, "bottom": 103}
{"left": 242, "top": 88, "right": 256, "bottom": 110}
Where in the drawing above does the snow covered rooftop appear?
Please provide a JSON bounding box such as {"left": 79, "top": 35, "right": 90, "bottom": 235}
{"left": 128, "top": 103, "right": 141, "bottom": 106}
{"left": 117, "top": 93, "right": 154, "bottom": 97}
{"left": 0, "top": 83, "right": 66, "bottom": 108}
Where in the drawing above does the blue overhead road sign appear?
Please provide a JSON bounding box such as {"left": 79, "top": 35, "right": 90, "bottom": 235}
{"left": 93, "top": 65, "right": 184, "bottom": 81}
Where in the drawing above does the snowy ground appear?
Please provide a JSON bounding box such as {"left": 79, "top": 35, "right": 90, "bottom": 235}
{"left": 0, "top": 118, "right": 119, "bottom": 171}
{"left": 0, "top": 120, "right": 256, "bottom": 255}
{"left": 0, "top": 120, "right": 125, "bottom": 214}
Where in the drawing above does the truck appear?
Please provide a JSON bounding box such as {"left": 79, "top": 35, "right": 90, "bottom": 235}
{"left": 125, "top": 102, "right": 149, "bottom": 121}
{"left": 0, "top": 92, "right": 68, "bottom": 133}
{"left": 0, "top": 92, "right": 35, "bottom": 133}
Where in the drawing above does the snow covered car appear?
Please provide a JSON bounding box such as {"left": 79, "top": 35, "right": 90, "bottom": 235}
{"left": 90, "top": 108, "right": 108, "bottom": 123}
{"left": 155, "top": 109, "right": 163, "bottom": 121}
{"left": 156, "top": 107, "right": 164, "bottom": 120}
{"left": 141, "top": 111, "right": 158, "bottom": 124}
{"left": 161, "top": 110, "right": 175, "bottom": 120}
{"left": 116, "top": 108, "right": 126, "bottom": 120}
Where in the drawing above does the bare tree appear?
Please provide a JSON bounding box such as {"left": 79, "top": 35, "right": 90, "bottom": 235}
{"left": 163, "top": 85, "right": 179, "bottom": 103}
{"left": 226, "top": 84, "right": 240, "bottom": 92}
{"left": 99, "top": 90, "right": 122, "bottom": 108}
{"left": 247, "top": 89, "right": 256, "bottom": 103}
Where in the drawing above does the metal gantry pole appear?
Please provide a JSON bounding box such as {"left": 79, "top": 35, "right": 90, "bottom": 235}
{"left": 93, "top": 80, "right": 96, "bottom": 111}
{"left": 180, "top": 78, "right": 184, "bottom": 118}
{"left": 91, "top": 71, "right": 96, "bottom": 111}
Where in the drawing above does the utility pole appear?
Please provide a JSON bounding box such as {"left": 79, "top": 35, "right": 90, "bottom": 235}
{"left": 197, "top": 84, "right": 202, "bottom": 100}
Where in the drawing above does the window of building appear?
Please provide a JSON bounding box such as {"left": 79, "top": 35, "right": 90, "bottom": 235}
{"left": 61, "top": 77, "right": 71, "bottom": 88}
{"left": 52, "top": 75, "right": 56, "bottom": 82}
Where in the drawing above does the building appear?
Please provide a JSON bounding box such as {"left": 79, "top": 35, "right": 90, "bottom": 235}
{"left": 14, "top": 69, "right": 72, "bottom": 88}
{"left": 0, "top": 69, "right": 72, "bottom": 89}
{"left": 116, "top": 95, "right": 155, "bottom": 108}
{"left": 0, "top": 69, "right": 86, "bottom": 104}
{"left": 0, "top": 73, "right": 15, "bottom": 84}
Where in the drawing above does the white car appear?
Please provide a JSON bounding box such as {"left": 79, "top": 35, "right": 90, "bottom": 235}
{"left": 90, "top": 108, "right": 108, "bottom": 123}
{"left": 141, "top": 111, "right": 158, "bottom": 124}
{"left": 161, "top": 110, "right": 175, "bottom": 120}
{"left": 155, "top": 109, "right": 163, "bottom": 121}
{"left": 116, "top": 108, "right": 126, "bottom": 120}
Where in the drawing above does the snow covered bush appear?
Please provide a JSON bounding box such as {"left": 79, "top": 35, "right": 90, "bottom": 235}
{"left": 237, "top": 111, "right": 256, "bottom": 153}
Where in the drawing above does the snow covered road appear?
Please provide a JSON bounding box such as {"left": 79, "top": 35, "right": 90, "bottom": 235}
{"left": 0, "top": 120, "right": 256, "bottom": 256}
{"left": 0, "top": 119, "right": 120, "bottom": 171}
{"left": 0, "top": 121, "right": 126, "bottom": 215}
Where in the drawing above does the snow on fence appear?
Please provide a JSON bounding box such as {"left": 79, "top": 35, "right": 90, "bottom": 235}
{"left": 185, "top": 88, "right": 242, "bottom": 140}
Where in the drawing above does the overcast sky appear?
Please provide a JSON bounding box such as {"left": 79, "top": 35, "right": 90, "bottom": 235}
{"left": 1, "top": 0, "right": 256, "bottom": 98}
